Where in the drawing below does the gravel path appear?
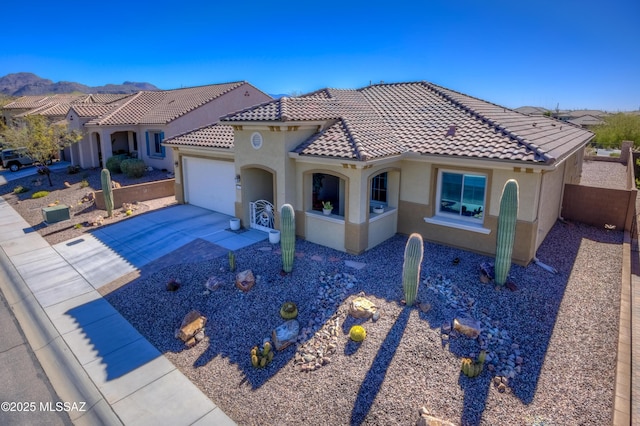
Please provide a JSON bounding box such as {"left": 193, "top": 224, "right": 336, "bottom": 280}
{"left": 105, "top": 220, "right": 623, "bottom": 426}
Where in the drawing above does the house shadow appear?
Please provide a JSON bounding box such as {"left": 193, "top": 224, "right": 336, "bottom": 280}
{"left": 64, "top": 297, "right": 162, "bottom": 381}
{"left": 349, "top": 307, "right": 410, "bottom": 425}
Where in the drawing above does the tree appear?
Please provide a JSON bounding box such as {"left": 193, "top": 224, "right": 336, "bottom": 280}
{"left": 592, "top": 113, "right": 640, "bottom": 149}
{"left": 1, "top": 115, "right": 82, "bottom": 186}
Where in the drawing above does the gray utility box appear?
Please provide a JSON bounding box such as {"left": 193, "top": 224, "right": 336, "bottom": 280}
{"left": 42, "top": 204, "right": 70, "bottom": 224}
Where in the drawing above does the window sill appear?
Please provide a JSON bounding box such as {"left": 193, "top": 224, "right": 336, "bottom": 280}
{"left": 306, "top": 211, "right": 345, "bottom": 224}
{"left": 423, "top": 215, "right": 491, "bottom": 234}
{"left": 370, "top": 207, "right": 395, "bottom": 222}
{"left": 148, "top": 154, "right": 165, "bottom": 159}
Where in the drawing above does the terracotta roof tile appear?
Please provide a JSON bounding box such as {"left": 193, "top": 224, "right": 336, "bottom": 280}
{"left": 163, "top": 124, "right": 234, "bottom": 149}
{"left": 70, "top": 104, "right": 120, "bottom": 118}
{"left": 222, "top": 81, "right": 594, "bottom": 164}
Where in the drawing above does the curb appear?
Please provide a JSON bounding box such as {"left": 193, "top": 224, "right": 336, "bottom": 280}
{"left": 0, "top": 247, "right": 123, "bottom": 425}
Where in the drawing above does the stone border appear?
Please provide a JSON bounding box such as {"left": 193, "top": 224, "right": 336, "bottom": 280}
{"left": 612, "top": 230, "right": 632, "bottom": 425}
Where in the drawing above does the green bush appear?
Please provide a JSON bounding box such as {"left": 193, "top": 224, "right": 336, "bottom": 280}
{"left": 13, "top": 185, "right": 30, "bottom": 194}
{"left": 105, "top": 154, "right": 128, "bottom": 174}
{"left": 79, "top": 179, "right": 89, "bottom": 188}
{"left": 120, "top": 158, "right": 147, "bottom": 178}
{"left": 32, "top": 191, "right": 49, "bottom": 199}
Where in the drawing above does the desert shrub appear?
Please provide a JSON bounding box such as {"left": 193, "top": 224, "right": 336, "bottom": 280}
{"left": 13, "top": 185, "right": 30, "bottom": 194}
{"left": 120, "top": 158, "right": 147, "bottom": 178}
{"left": 79, "top": 179, "right": 89, "bottom": 188}
{"left": 32, "top": 191, "right": 49, "bottom": 199}
{"left": 106, "top": 154, "right": 128, "bottom": 174}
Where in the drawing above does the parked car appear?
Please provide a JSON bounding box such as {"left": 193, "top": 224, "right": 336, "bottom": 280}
{"left": 1, "top": 147, "right": 36, "bottom": 172}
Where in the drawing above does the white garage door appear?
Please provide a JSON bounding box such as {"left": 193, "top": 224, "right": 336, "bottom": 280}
{"left": 183, "top": 156, "right": 236, "bottom": 216}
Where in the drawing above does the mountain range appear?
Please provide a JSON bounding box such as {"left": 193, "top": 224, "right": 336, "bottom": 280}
{"left": 0, "top": 73, "right": 159, "bottom": 96}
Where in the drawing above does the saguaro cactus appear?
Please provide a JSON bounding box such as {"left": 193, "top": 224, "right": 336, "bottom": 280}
{"left": 495, "top": 179, "right": 519, "bottom": 286}
{"left": 402, "top": 233, "right": 424, "bottom": 306}
{"left": 280, "top": 204, "right": 296, "bottom": 273}
{"left": 101, "top": 168, "right": 114, "bottom": 218}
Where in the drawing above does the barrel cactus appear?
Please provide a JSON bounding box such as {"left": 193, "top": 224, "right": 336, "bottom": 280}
{"left": 495, "top": 179, "right": 519, "bottom": 286}
{"left": 280, "top": 204, "right": 296, "bottom": 273}
{"left": 461, "top": 350, "right": 487, "bottom": 378}
{"left": 100, "top": 168, "right": 114, "bottom": 218}
{"left": 349, "top": 325, "right": 367, "bottom": 342}
{"left": 402, "top": 233, "right": 424, "bottom": 306}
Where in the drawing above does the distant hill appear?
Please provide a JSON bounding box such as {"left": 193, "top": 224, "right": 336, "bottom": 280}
{"left": 0, "top": 72, "right": 159, "bottom": 96}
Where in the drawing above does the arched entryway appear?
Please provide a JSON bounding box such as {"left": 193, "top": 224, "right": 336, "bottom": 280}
{"left": 242, "top": 166, "right": 276, "bottom": 231}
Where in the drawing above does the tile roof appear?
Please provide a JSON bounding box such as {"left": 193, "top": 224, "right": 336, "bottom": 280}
{"left": 163, "top": 124, "right": 235, "bottom": 149}
{"left": 70, "top": 104, "right": 121, "bottom": 118}
{"left": 221, "top": 81, "right": 594, "bottom": 164}
{"left": 3, "top": 94, "right": 88, "bottom": 110}
{"left": 86, "top": 82, "right": 250, "bottom": 126}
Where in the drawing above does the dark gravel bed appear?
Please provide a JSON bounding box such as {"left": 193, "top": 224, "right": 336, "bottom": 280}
{"left": 105, "top": 220, "right": 623, "bottom": 426}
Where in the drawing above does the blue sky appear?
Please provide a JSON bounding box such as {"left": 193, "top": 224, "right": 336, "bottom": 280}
{"left": 2, "top": 0, "right": 638, "bottom": 111}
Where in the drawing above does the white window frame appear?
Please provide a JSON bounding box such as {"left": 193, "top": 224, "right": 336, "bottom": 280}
{"left": 424, "top": 169, "right": 490, "bottom": 234}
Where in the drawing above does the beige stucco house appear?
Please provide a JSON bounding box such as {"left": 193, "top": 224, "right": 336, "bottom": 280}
{"left": 164, "top": 81, "right": 594, "bottom": 264}
{"left": 65, "top": 82, "right": 271, "bottom": 171}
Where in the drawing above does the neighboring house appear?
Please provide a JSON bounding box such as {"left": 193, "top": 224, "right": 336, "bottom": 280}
{"left": 513, "top": 106, "right": 549, "bottom": 116}
{"left": 1, "top": 94, "right": 87, "bottom": 126}
{"left": 67, "top": 82, "right": 271, "bottom": 171}
{"left": 568, "top": 114, "right": 605, "bottom": 128}
{"left": 164, "top": 81, "right": 594, "bottom": 265}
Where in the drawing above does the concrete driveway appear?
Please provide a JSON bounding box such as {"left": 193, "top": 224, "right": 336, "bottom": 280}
{"left": 52, "top": 204, "right": 267, "bottom": 290}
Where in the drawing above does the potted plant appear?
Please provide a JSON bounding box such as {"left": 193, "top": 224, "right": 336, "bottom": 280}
{"left": 322, "top": 201, "right": 333, "bottom": 215}
{"left": 269, "top": 229, "right": 281, "bottom": 244}
{"left": 230, "top": 217, "right": 241, "bottom": 230}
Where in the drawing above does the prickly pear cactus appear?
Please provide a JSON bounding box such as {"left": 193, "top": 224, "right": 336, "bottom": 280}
{"left": 402, "top": 233, "right": 424, "bottom": 306}
{"left": 280, "top": 204, "right": 296, "bottom": 273}
{"left": 100, "top": 168, "right": 114, "bottom": 218}
{"left": 495, "top": 179, "right": 519, "bottom": 286}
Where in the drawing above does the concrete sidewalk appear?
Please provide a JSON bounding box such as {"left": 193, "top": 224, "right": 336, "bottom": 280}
{"left": 0, "top": 199, "right": 265, "bottom": 425}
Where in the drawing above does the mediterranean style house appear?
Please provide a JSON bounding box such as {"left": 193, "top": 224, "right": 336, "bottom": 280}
{"left": 65, "top": 82, "right": 271, "bottom": 170}
{"left": 164, "top": 81, "right": 594, "bottom": 265}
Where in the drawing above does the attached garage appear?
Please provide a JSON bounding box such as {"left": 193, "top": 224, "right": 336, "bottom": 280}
{"left": 182, "top": 156, "right": 236, "bottom": 216}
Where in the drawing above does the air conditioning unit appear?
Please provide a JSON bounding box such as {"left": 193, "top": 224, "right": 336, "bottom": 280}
{"left": 42, "top": 205, "right": 70, "bottom": 224}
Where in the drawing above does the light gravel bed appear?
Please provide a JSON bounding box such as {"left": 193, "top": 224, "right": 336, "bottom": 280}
{"left": 105, "top": 221, "right": 622, "bottom": 426}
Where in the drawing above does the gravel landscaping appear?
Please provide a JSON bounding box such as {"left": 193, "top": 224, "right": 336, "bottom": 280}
{"left": 0, "top": 166, "right": 175, "bottom": 245}
{"left": 104, "top": 220, "right": 623, "bottom": 426}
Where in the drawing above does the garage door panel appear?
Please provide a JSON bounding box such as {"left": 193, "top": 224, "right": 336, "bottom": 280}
{"left": 183, "top": 157, "right": 235, "bottom": 216}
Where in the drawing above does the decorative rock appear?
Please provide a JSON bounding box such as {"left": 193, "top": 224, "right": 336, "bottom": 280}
{"left": 64, "top": 181, "right": 72, "bottom": 188}
{"left": 166, "top": 278, "right": 180, "bottom": 291}
{"left": 205, "top": 276, "right": 222, "bottom": 291}
{"left": 176, "top": 310, "right": 207, "bottom": 347}
{"left": 417, "top": 407, "right": 457, "bottom": 426}
{"left": 372, "top": 310, "right": 381, "bottom": 321}
{"left": 272, "top": 319, "right": 300, "bottom": 350}
{"left": 235, "top": 269, "right": 255, "bottom": 292}
{"left": 418, "top": 302, "right": 431, "bottom": 313}
{"left": 453, "top": 317, "right": 481, "bottom": 339}
{"left": 348, "top": 296, "right": 378, "bottom": 319}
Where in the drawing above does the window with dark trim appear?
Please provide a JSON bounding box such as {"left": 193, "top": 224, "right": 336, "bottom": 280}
{"left": 371, "top": 172, "right": 388, "bottom": 204}
{"left": 437, "top": 170, "right": 486, "bottom": 221}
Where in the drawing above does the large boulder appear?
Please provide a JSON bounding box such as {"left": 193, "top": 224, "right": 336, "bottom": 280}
{"left": 272, "top": 319, "right": 300, "bottom": 351}
{"left": 452, "top": 317, "right": 481, "bottom": 339}
{"left": 176, "top": 310, "right": 207, "bottom": 347}
{"left": 348, "top": 296, "right": 378, "bottom": 319}
{"left": 235, "top": 269, "right": 255, "bottom": 292}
